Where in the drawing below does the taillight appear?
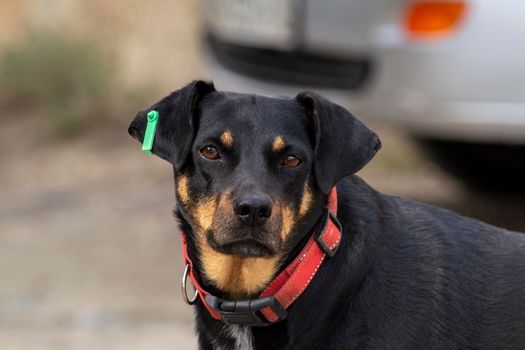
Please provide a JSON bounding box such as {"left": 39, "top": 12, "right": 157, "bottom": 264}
{"left": 404, "top": 1, "right": 467, "bottom": 39}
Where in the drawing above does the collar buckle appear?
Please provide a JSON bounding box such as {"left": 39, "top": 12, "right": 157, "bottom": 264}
{"left": 315, "top": 209, "right": 342, "bottom": 258}
{"left": 204, "top": 294, "right": 287, "bottom": 327}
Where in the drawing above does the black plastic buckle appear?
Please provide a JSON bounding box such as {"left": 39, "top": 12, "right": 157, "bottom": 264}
{"left": 204, "top": 294, "right": 287, "bottom": 327}
{"left": 315, "top": 209, "right": 342, "bottom": 258}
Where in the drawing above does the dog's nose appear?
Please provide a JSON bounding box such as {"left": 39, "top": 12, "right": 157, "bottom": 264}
{"left": 234, "top": 195, "right": 272, "bottom": 226}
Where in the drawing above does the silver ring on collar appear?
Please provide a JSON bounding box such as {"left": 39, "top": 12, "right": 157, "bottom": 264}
{"left": 182, "top": 264, "right": 199, "bottom": 305}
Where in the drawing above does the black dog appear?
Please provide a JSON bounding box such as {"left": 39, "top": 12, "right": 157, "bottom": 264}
{"left": 129, "top": 81, "right": 525, "bottom": 350}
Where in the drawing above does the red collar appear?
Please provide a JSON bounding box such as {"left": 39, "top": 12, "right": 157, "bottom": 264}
{"left": 180, "top": 187, "right": 342, "bottom": 326}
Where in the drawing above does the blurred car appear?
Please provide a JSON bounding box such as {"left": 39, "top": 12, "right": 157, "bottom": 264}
{"left": 200, "top": 0, "right": 525, "bottom": 187}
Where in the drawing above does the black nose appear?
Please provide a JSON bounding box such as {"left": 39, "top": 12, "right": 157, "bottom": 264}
{"left": 234, "top": 194, "right": 272, "bottom": 226}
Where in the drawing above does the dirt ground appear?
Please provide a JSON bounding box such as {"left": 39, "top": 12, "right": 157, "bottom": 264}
{"left": 2, "top": 2, "right": 525, "bottom": 350}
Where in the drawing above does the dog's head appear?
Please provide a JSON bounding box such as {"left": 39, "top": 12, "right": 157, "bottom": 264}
{"left": 129, "top": 81, "right": 380, "bottom": 298}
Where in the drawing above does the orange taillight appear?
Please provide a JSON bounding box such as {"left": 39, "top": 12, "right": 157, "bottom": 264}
{"left": 405, "top": 1, "right": 467, "bottom": 38}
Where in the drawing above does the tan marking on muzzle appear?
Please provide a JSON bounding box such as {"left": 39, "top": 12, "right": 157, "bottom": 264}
{"left": 220, "top": 130, "right": 234, "bottom": 148}
{"left": 272, "top": 136, "right": 286, "bottom": 152}
{"left": 199, "top": 239, "right": 280, "bottom": 298}
{"left": 176, "top": 174, "right": 190, "bottom": 204}
{"left": 195, "top": 192, "right": 281, "bottom": 298}
{"left": 299, "top": 184, "right": 313, "bottom": 217}
{"left": 194, "top": 197, "right": 219, "bottom": 231}
{"left": 280, "top": 205, "right": 296, "bottom": 241}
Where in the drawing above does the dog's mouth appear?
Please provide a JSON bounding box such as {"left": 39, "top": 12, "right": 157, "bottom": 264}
{"left": 218, "top": 240, "right": 273, "bottom": 258}
{"left": 207, "top": 232, "right": 277, "bottom": 258}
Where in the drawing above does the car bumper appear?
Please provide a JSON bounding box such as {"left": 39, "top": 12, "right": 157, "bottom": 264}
{"left": 205, "top": 52, "right": 525, "bottom": 144}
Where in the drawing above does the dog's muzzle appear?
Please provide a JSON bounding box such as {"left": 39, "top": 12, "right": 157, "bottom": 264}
{"left": 179, "top": 187, "right": 342, "bottom": 327}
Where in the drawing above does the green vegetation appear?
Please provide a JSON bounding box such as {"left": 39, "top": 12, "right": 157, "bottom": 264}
{"left": 0, "top": 33, "right": 115, "bottom": 136}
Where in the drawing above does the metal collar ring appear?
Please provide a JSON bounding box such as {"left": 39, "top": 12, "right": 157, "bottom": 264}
{"left": 182, "top": 264, "right": 199, "bottom": 305}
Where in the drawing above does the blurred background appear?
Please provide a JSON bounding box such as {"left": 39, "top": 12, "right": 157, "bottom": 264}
{"left": 0, "top": 1, "right": 523, "bottom": 349}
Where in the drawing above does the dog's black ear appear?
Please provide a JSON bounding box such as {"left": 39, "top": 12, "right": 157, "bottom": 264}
{"left": 128, "top": 80, "right": 215, "bottom": 169}
{"left": 296, "top": 92, "right": 381, "bottom": 194}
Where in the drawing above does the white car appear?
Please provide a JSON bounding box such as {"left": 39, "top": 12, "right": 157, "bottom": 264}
{"left": 201, "top": 0, "right": 525, "bottom": 186}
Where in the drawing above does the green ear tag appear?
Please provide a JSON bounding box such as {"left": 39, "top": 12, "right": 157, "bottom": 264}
{"left": 142, "top": 110, "right": 159, "bottom": 155}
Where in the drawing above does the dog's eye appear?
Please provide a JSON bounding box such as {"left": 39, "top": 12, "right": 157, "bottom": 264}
{"left": 200, "top": 145, "right": 220, "bottom": 160}
{"left": 282, "top": 154, "right": 301, "bottom": 168}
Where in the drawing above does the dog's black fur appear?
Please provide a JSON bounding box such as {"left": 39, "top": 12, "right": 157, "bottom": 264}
{"left": 129, "top": 81, "right": 525, "bottom": 350}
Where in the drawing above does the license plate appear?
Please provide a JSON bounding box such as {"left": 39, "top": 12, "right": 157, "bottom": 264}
{"left": 204, "top": 0, "right": 296, "bottom": 48}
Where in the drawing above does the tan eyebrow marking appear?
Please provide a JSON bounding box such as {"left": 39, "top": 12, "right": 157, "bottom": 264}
{"left": 272, "top": 136, "right": 286, "bottom": 152}
{"left": 220, "top": 130, "right": 234, "bottom": 147}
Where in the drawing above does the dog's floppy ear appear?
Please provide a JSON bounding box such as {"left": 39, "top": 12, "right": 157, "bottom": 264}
{"left": 128, "top": 80, "right": 215, "bottom": 169}
{"left": 296, "top": 92, "right": 381, "bottom": 194}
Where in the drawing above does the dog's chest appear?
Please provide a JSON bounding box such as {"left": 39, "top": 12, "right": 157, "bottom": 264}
{"left": 215, "top": 324, "right": 254, "bottom": 350}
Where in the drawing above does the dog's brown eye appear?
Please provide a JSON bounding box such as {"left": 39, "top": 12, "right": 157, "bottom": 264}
{"left": 200, "top": 145, "right": 220, "bottom": 160}
{"left": 282, "top": 155, "right": 301, "bottom": 168}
